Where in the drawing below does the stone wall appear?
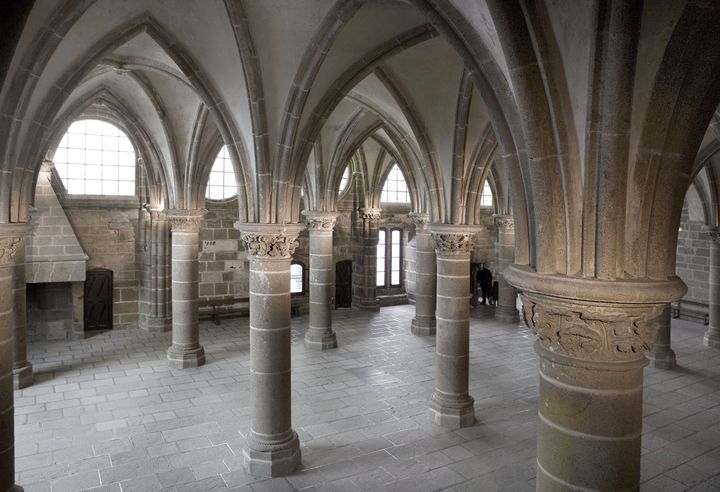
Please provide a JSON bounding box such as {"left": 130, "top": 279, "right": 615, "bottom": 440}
{"left": 675, "top": 200, "right": 710, "bottom": 304}
{"left": 27, "top": 282, "right": 73, "bottom": 341}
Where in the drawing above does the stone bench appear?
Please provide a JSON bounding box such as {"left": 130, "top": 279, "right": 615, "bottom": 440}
{"left": 671, "top": 299, "right": 709, "bottom": 325}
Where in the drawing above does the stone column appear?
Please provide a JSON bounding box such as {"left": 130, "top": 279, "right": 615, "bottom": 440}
{"left": 353, "top": 208, "right": 382, "bottom": 311}
{"left": 493, "top": 215, "right": 519, "bottom": 323}
{"left": 235, "top": 223, "right": 304, "bottom": 477}
{"left": 429, "top": 224, "right": 481, "bottom": 428}
{"left": 302, "top": 211, "right": 339, "bottom": 350}
{"left": 167, "top": 209, "right": 206, "bottom": 368}
{"left": 704, "top": 228, "right": 720, "bottom": 348}
{"left": 646, "top": 305, "right": 676, "bottom": 369}
{"left": 12, "top": 224, "right": 32, "bottom": 389}
{"left": 141, "top": 208, "right": 171, "bottom": 332}
{"left": 505, "top": 265, "right": 685, "bottom": 491}
{"left": 409, "top": 213, "right": 436, "bottom": 335}
{"left": 0, "top": 225, "right": 26, "bottom": 492}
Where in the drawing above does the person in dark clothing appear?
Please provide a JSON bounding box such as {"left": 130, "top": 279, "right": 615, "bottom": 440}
{"left": 476, "top": 263, "right": 494, "bottom": 305}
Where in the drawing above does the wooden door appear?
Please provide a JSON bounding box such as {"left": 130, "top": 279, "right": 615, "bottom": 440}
{"left": 84, "top": 268, "right": 113, "bottom": 331}
{"left": 335, "top": 260, "right": 352, "bottom": 308}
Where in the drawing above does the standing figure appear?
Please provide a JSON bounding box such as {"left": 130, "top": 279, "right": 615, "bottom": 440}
{"left": 477, "top": 263, "right": 494, "bottom": 305}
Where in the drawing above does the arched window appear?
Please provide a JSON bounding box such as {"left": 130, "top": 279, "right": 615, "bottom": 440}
{"left": 480, "top": 181, "right": 493, "bottom": 207}
{"left": 338, "top": 166, "right": 350, "bottom": 195}
{"left": 206, "top": 146, "right": 237, "bottom": 200}
{"left": 380, "top": 164, "right": 410, "bottom": 204}
{"left": 376, "top": 227, "right": 403, "bottom": 288}
{"left": 54, "top": 119, "right": 136, "bottom": 196}
{"left": 290, "top": 262, "right": 304, "bottom": 294}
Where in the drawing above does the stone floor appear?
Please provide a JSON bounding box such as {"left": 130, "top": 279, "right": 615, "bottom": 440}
{"left": 13, "top": 305, "right": 720, "bottom": 491}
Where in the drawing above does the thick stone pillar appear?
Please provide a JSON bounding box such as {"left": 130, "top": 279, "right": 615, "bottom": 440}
{"left": 302, "top": 211, "right": 339, "bottom": 350}
{"left": 12, "top": 225, "right": 32, "bottom": 389}
{"left": 429, "top": 224, "right": 481, "bottom": 428}
{"left": 646, "top": 305, "right": 676, "bottom": 369}
{"left": 493, "top": 215, "right": 519, "bottom": 323}
{"left": 0, "top": 225, "right": 26, "bottom": 492}
{"left": 141, "top": 208, "right": 171, "bottom": 332}
{"left": 505, "top": 265, "right": 685, "bottom": 492}
{"left": 704, "top": 228, "right": 720, "bottom": 348}
{"left": 353, "top": 208, "right": 381, "bottom": 311}
{"left": 409, "top": 213, "right": 436, "bottom": 335}
{"left": 167, "top": 209, "right": 206, "bottom": 368}
{"left": 235, "top": 223, "right": 303, "bottom": 477}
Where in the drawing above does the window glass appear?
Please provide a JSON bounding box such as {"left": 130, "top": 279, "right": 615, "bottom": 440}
{"left": 380, "top": 164, "right": 410, "bottom": 204}
{"left": 376, "top": 229, "right": 386, "bottom": 287}
{"left": 391, "top": 229, "right": 401, "bottom": 286}
{"left": 206, "top": 146, "right": 238, "bottom": 200}
{"left": 290, "top": 263, "right": 303, "bottom": 293}
{"left": 480, "top": 181, "right": 493, "bottom": 207}
{"left": 338, "top": 166, "right": 350, "bottom": 195}
{"left": 55, "top": 119, "right": 136, "bottom": 196}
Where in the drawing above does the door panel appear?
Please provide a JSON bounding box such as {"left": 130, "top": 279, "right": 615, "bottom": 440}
{"left": 335, "top": 260, "right": 352, "bottom": 308}
{"left": 84, "top": 268, "right": 113, "bottom": 331}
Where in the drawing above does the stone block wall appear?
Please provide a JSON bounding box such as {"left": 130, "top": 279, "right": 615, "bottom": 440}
{"left": 675, "top": 202, "right": 710, "bottom": 304}
{"left": 65, "top": 201, "right": 141, "bottom": 330}
{"left": 27, "top": 282, "right": 73, "bottom": 341}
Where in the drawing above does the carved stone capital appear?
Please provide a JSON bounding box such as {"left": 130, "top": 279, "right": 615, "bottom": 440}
{"left": 302, "top": 211, "right": 338, "bottom": 232}
{"left": 493, "top": 214, "right": 515, "bottom": 232}
{"left": 409, "top": 212, "right": 430, "bottom": 230}
{"left": 145, "top": 206, "right": 168, "bottom": 222}
{"left": 0, "top": 223, "right": 32, "bottom": 266}
{"left": 167, "top": 209, "right": 206, "bottom": 233}
{"left": 235, "top": 223, "right": 305, "bottom": 259}
{"left": 359, "top": 208, "right": 382, "bottom": 221}
{"left": 703, "top": 226, "right": 720, "bottom": 243}
{"left": 520, "top": 292, "right": 665, "bottom": 363}
{"left": 429, "top": 224, "right": 482, "bottom": 256}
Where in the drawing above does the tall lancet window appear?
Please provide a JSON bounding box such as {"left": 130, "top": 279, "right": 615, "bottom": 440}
{"left": 380, "top": 164, "right": 410, "bottom": 204}
{"left": 206, "top": 146, "right": 238, "bottom": 200}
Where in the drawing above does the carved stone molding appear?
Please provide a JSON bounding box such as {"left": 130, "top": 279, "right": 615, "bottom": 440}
{"left": 493, "top": 214, "right": 515, "bottom": 232}
{"left": 235, "top": 223, "right": 304, "bottom": 259}
{"left": 359, "top": 208, "right": 382, "bottom": 221}
{"left": 409, "top": 212, "right": 430, "bottom": 230}
{"left": 167, "top": 209, "right": 205, "bottom": 233}
{"left": 429, "top": 224, "right": 482, "bottom": 256}
{"left": 0, "top": 237, "right": 22, "bottom": 265}
{"left": 302, "top": 211, "right": 338, "bottom": 232}
{"left": 703, "top": 226, "right": 720, "bottom": 243}
{"left": 0, "top": 223, "right": 32, "bottom": 265}
{"left": 146, "top": 207, "right": 168, "bottom": 222}
{"left": 520, "top": 293, "right": 664, "bottom": 362}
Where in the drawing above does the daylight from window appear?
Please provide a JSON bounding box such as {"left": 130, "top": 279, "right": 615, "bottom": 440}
{"left": 480, "top": 181, "right": 493, "bottom": 207}
{"left": 290, "top": 263, "right": 303, "bottom": 293}
{"left": 54, "top": 119, "right": 135, "bottom": 196}
{"left": 380, "top": 164, "right": 410, "bottom": 203}
{"left": 206, "top": 146, "right": 237, "bottom": 200}
{"left": 338, "top": 166, "right": 349, "bottom": 195}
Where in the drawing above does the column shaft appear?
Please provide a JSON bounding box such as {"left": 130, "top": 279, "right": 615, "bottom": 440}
{"left": 704, "top": 232, "right": 720, "bottom": 347}
{"left": 647, "top": 305, "right": 676, "bottom": 369}
{"left": 142, "top": 210, "right": 171, "bottom": 332}
{"left": 410, "top": 213, "right": 436, "bottom": 335}
{"left": 353, "top": 208, "right": 381, "bottom": 311}
{"left": 303, "top": 212, "right": 338, "bottom": 350}
{"left": 236, "top": 223, "right": 303, "bottom": 478}
{"left": 12, "top": 230, "right": 32, "bottom": 389}
{"left": 429, "top": 225, "right": 480, "bottom": 428}
{"left": 167, "top": 210, "right": 205, "bottom": 368}
{"left": 494, "top": 215, "right": 519, "bottom": 323}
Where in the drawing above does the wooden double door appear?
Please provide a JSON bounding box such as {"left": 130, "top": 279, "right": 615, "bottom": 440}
{"left": 84, "top": 268, "right": 113, "bottom": 331}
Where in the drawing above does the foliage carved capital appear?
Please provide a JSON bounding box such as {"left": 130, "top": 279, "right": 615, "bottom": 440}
{"left": 408, "top": 212, "right": 430, "bottom": 230}
{"left": 302, "top": 211, "right": 338, "bottom": 232}
{"left": 359, "top": 208, "right": 382, "bottom": 221}
{"left": 493, "top": 214, "right": 515, "bottom": 232}
{"left": 235, "top": 223, "right": 304, "bottom": 259}
{"left": 167, "top": 209, "right": 206, "bottom": 233}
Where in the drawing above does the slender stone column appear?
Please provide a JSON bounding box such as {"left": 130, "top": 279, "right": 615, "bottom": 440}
{"left": 141, "top": 208, "right": 171, "bottom": 332}
{"left": 353, "top": 208, "right": 382, "bottom": 311}
{"left": 505, "top": 265, "right": 685, "bottom": 492}
{"left": 12, "top": 224, "right": 32, "bottom": 389}
{"left": 235, "top": 223, "right": 303, "bottom": 477}
{"left": 429, "top": 224, "right": 482, "bottom": 428}
{"left": 0, "top": 225, "right": 26, "bottom": 492}
{"left": 493, "top": 215, "right": 519, "bottom": 323}
{"left": 704, "top": 228, "right": 720, "bottom": 348}
{"left": 646, "top": 305, "right": 676, "bottom": 369}
{"left": 302, "top": 211, "right": 339, "bottom": 350}
{"left": 409, "top": 213, "right": 436, "bottom": 335}
{"left": 167, "top": 209, "right": 206, "bottom": 368}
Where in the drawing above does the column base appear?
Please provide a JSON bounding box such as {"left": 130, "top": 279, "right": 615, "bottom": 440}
{"left": 429, "top": 392, "right": 475, "bottom": 429}
{"left": 495, "top": 304, "right": 520, "bottom": 323}
{"left": 142, "top": 316, "right": 172, "bottom": 333}
{"left": 411, "top": 316, "right": 436, "bottom": 336}
{"left": 167, "top": 345, "right": 206, "bottom": 368}
{"left": 10, "top": 486, "right": 24, "bottom": 492}
{"left": 703, "top": 330, "right": 720, "bottom": 348}
{"left": 355, "top": 298, "right": 380, "bottom": 312}
{"left": 646, "top": 346, "right": 677, "bottom": 369}
{"left": 304, "top": 329, "right": 338, "bottom": 350}
{"left": 243, "top": 430, "right": 301, "bottom": 478}
{"left": 13, "top": 361, "right": 33, "bottom": 389}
